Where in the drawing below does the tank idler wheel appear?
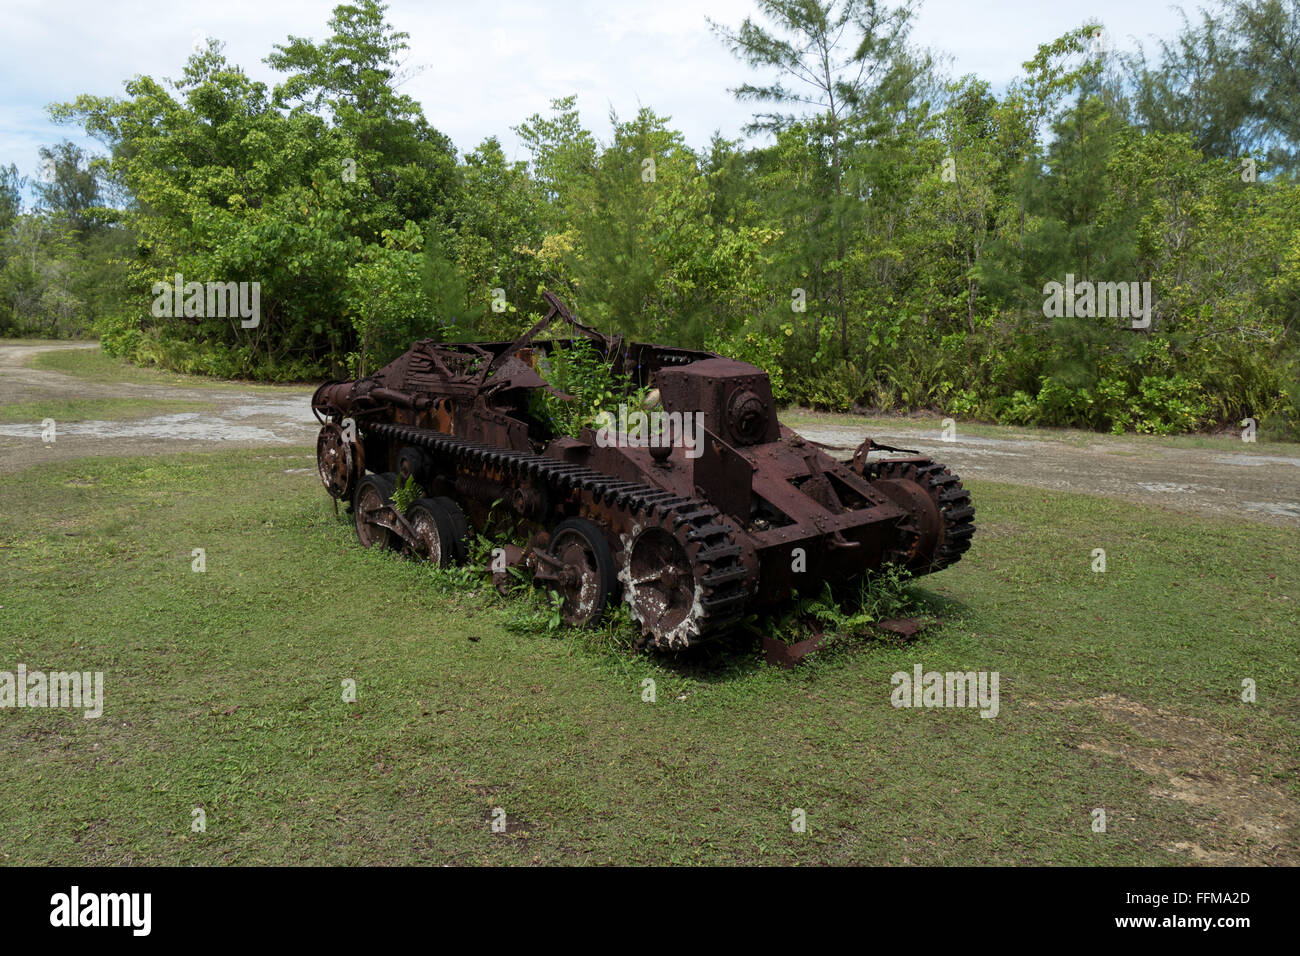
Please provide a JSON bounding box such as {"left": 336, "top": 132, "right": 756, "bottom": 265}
{"left": 869, "top": 459, "right": 975, "bottom": 573}
{"left": 354, "top": 472, "right": 399, "bottom": 550}
{"left": 317, "top": 422, "right": 359, "bottom": 500}
{"left": 544, "top": 518, "right": 618, "bottom": 628}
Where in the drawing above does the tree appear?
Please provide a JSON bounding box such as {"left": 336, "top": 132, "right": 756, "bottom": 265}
{"left": 1231, "top": 0, "right": 1300, "bottom": 173}
{"left": 266, "top": 0, "right": 458, "bottom": 230}
{"left": 445, "top": 137, "right": 546, "bottom": 334}
{"left": 53, "top": 3, "right": 459, "bottom": 377}
{"left": 514, "top": 95, "right": 598, "bottom": 232}
{"left": 34, "top": 142, "right": 101, "bottom": 233}
{"left": 1126, "top": 7, "right": 1258, "bottom": 161}
{"left": 0, "top": 165, "right": 21, "bottom": 233}
{"left": 1125, "top": 0, "right": 1300, "bottom": 175}
{"left": 710, "top": 0, "right": 929, "bottom": 358}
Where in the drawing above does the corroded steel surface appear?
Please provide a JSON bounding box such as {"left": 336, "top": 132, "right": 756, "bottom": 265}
{"left": 312, "top": 292, "right": 974, "bottom": 649}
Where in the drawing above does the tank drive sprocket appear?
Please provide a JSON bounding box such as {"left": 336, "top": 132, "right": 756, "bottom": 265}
{"left": 618, "top": 503, "right": 748, "bottom": 650}
{"left": 860, "top": 458, "right": 975, "bottom": 573}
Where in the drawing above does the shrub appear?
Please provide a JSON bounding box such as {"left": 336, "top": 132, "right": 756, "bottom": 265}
{"left": 530, "top": 338, "right": 644, "bottom": 439}
{"left": 994, "top": 390, "right": 1039, "bottom": 425}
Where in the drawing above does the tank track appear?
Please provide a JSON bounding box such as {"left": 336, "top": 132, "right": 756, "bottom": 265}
{"left": 865, "top": 458, "right": 975, "bottom": 573}
{"left": 365, "top": 422, "right": 750, "bottom": 645}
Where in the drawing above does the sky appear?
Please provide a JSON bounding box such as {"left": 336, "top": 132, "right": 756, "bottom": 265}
{"left": 1, "top": 0, "right": 1195, "bottom": 183}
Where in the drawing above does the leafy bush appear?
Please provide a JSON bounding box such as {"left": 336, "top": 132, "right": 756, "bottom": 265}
{"left": 1130, "top": 375, "right": 1206, "bottom": 435}
{"left": 530, "top": 338, "right": 643, "bottom": 439}
{"left": 788, "top": 366, "right": 854, "bottom": 411}
{"left": 994, "top": 390, "right": 1040, "bottom": 425}
{"left": 947, "top": 387, "right": 982, "bottom": 417}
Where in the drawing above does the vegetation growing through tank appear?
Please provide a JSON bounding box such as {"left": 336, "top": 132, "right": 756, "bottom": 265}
{"left": 529, "top": 337, "right": 646, "bottom": 440}
{"left": 391, "top": 474, "right": 424, "bottom": 514}
{"left": 750, "top": 567, "right": 923, "bottom": 646}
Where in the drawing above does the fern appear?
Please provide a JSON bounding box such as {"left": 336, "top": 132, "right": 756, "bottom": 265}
{"left": 392, "top": 474, "right": 423, "bottom": 513}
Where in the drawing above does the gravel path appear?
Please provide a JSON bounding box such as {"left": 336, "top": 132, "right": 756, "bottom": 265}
{"left": 797, "top": 420, "right": 1300, "bottom": 527}
{"left": 0, "top": 342, "right": 318, "bottom": 474}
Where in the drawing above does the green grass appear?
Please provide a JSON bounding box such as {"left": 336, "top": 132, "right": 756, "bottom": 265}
{"left": 781, "top": 408, "right": 1300, "bottom": 456}
{"left": 0, "top": 450, "right": 1295, "bottom": 865}
{"left": 25, "top": 344, "right": 300, "bottom": 393}
{"left": 0, "top": 398, "right": 211, "bottom": 424}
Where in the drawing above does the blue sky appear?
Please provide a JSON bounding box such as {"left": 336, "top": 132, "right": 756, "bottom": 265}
{"left": 1, "top": 0, "right": 1195, "bottom": 187}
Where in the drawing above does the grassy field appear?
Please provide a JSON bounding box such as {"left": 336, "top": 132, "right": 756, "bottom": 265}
{"left": 0, "top": 398, "right": 212, "bottom": 424}
{"left": 0, "top": 449, "right": 1295, "bottom": 865}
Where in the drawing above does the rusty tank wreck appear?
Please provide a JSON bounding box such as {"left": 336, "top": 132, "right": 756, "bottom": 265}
{"left": 312, "top": 292, "right": 974, "bottom": 650}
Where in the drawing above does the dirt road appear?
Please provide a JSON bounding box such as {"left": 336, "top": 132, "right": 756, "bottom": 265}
{"left": 794, "top": 417, "right": 1300, "bottom": 527}
{"left": 0, "top": 342, "right": 318, "bottom": 474}
{"left": 2, "top": 342, "right": 1298, "bottom": 526}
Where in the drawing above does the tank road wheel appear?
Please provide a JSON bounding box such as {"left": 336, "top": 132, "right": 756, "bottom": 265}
{"left": 354, "top": 472, "right": 398, "bottom": 550}
{"left": 406, "top": 498, "right": 459, "bottom": 566}
{"left": 545, "top": 518, "right": 617, "bottom": 628}
{"left": 317, "top": 422, "right": 358, "bottom": 500}
{"left": 397, "top": 446, "right": 430, "bottom": 485}
{"left": 432, "top": 496, "right": 470, "bottom": 563}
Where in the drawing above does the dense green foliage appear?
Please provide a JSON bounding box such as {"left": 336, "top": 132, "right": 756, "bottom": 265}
{"left": 3, "top": 0, "right": 1298, "bottom": 436}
